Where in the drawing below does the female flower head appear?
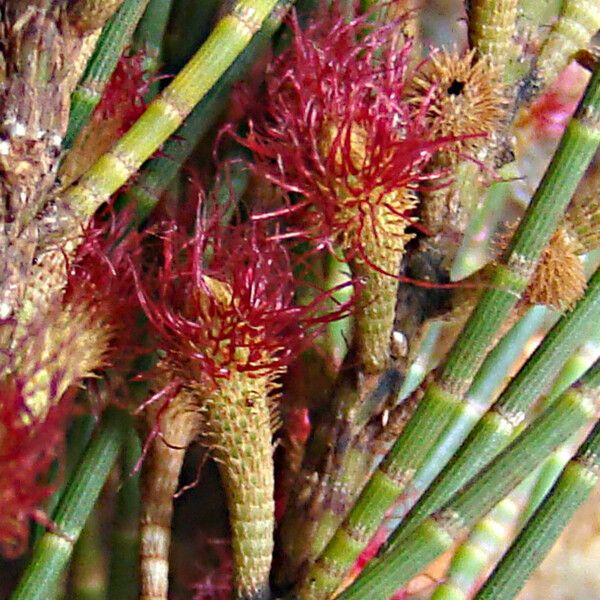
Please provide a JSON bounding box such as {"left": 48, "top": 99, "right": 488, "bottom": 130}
{"left": 234, "top": 5, "right": 468, "bottom": 372}
{"left": 237, "top": 6, "right": 457, "bottom": 272}
{"left": 137, "top": 210, "right": 352, "bottom": 392}
{"left": 135, "top": 202, "right": 354, "bottom": 599}
{"left": 0, "top": 377, "right": 72, "bottom": 558}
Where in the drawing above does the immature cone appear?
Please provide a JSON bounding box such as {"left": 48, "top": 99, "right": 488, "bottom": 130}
{"left": 238, "top": 9, "right": 457, "bottom": 373}
{"left": 408, "top": 50, "right": 506, "bottom": 237}
{"left": 524, "top": 226, "right": 586, "bottom": 311}
{"left": 136, "top": 212, "right": 351, "bottom": 600}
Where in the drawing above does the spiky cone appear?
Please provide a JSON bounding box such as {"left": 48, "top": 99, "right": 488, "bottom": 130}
{"left": 135, "top": 211, "right": 352, "bottom": 600}
{"left": 337, "top": 359, "right": 600, "bottom": 600}
{"left": 475, "top": 417, "right": 600, "bottom": 599}
{"left": 521, "top": 225, "right": 587, "bottom": 311}
{"left": 407, "top": 50, "right": 507, "bottom": 262}
{"left": 5, "top": 207, "right": 140, "bottom": 423}
{"left": 291, "top": 60, "right": 600, "bottom": 600}
{"left": 140, "top": 392, "right": 202, "bottom": 600}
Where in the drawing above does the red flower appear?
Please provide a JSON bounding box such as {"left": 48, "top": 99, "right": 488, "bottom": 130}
{"left": 0, "top": 379, "right": 72, "bottom": 559}
{"left": 93, "top": 50, "right": 149, "bottom": 135}
{"left": 135, "top": 206, "right": 354, "bottom": 392}
{"left": 234, "top": 7, "right": 457, "bottom": 269}
{"left": 64, "top": 206, "right": 142, "bottom": 365}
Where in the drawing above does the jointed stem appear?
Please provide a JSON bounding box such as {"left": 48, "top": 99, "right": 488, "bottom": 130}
{"left": 64, "top": 0, "right": 151, "bottom": 148}
{"left": 10, "top": 408, "right": 128, "bottom": 600}
{"left": 121, "top": 0, "right": 290, "bottom": 223}
{"left": 40, "top": 0, "right": 284, "bottom": 251}
{"left": 475, "top": 417, "right": 600, "bottom": 599}
{"left": 293, "top": 61, "right": 600, "bottom": 600}
{"left": 339, "top": 359, "right": 600, "bottom": 599}
{"left": 387, "top": 265, "right": 600, "bottom": 545}
{"left": 430, "top": 476, "right": 535, "bottom": 600}
{"left": 467, "top": 0, "right": 519, "bottom": 73}
{"left": 526, "top": 0, "right": 600, "bottom": 104}
{"left": 108, "top": 426, "right": 141, "bottom": 600}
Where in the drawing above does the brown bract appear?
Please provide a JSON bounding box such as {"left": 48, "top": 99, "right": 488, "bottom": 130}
{"left": 525, "top": 227, "right": 586, "bottom": 311}
{"left": 409, "top": 49, "right": 506, "bottom": 162}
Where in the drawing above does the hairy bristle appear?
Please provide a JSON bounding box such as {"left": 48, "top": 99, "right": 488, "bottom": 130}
{"left": 409, "top": 49, "right": 506, "bottom": 161}
{"left": 0, "top": 383, "right": 72, "bottom": 558}
{"left": 525, "top": 227, "right": 586, "bottom": 311}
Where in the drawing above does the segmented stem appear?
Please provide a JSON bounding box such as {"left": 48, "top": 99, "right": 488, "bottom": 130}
{"left": 388, "top": 265, "right": 600, "bottom": 544}
{"left": 293, "top": 61, "right": 600, "bottom": 600}
{"left": 10, "top": 408, "right": 127, "bottom": 600}
{"left": 475, "top": 417, "right": 600, "bottom": 599}
{"left": 140, "top": 396, "right": 201, "bottom": 600}
{"left": 338, "top": 359, "right": 600, "bottom": 599}
{"left": 467, "top": 0, "right": 519, "bottom": 73}
{"left": 132, "top": 0, "right": 175, "bottom": 86}
{"left": 430, "top": 477, "right": 535, "bottom": 600}
{"left": 121, "top": 0, "right": 290, "bottom": 223}
{"left": 71, "top": 509, "right": 107, "bottom": 600}
{"left": 534, "top": 0, "right": 600, "bottom": 97}
{"left": 108, "top": 426, "right": 141, "bottom": 600}
{"left": 65, "top": 0, "right": 151, "bottom": 148}
{"left": 44, "top": 0, "right": 281, "bottom": 246}
{"left": 352, "top": 259, "right": 402, "bottom": 374}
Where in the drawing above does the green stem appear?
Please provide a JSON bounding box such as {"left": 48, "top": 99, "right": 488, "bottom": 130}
{"left": 293, "top": 63, "right": 600, "bottom": 599}
{"left": 10, "top": 408, "right": 127, "bottom": 600}
{"left": 54, "top": 0, "right": 284, "bottom": 231}
{"left": 475, "top": 417, "right": 600, "bottom": 599}
{"left": 468, "top": 0, "right": 519, "bottom": 74}
{"left": 338, "top": 360, "right": 600, "bottom": 599}
{"left": 518, "top": 332, "right": 600, "bottom": 522}
{"left": 33, "top": 414, "right": 97, "bottom": 544}
{"left": 451, "top": 163, "right": 519, "bottom": 282}
{"left": 65, "top": 0, "right": 152, "bottom": 147}
{"left": 108, "top": 425, "right": 141, "bottom": 600}
{"left": 120, "top": 0, "right": 288, "bottom": 224}
{"left": 132, "top": 0, "right": 175, "bottom": 94}
{"left": 385, "top": 304, "right": 550, "bottom": 531}
{"left": 387, "top": 265, "right": 600, "bottom": 545}
{"left": 526, "top": 0, "right": 600, "bottom": 104}
{"left": 430, "top": 476, "right": 534, "bottom": 600}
